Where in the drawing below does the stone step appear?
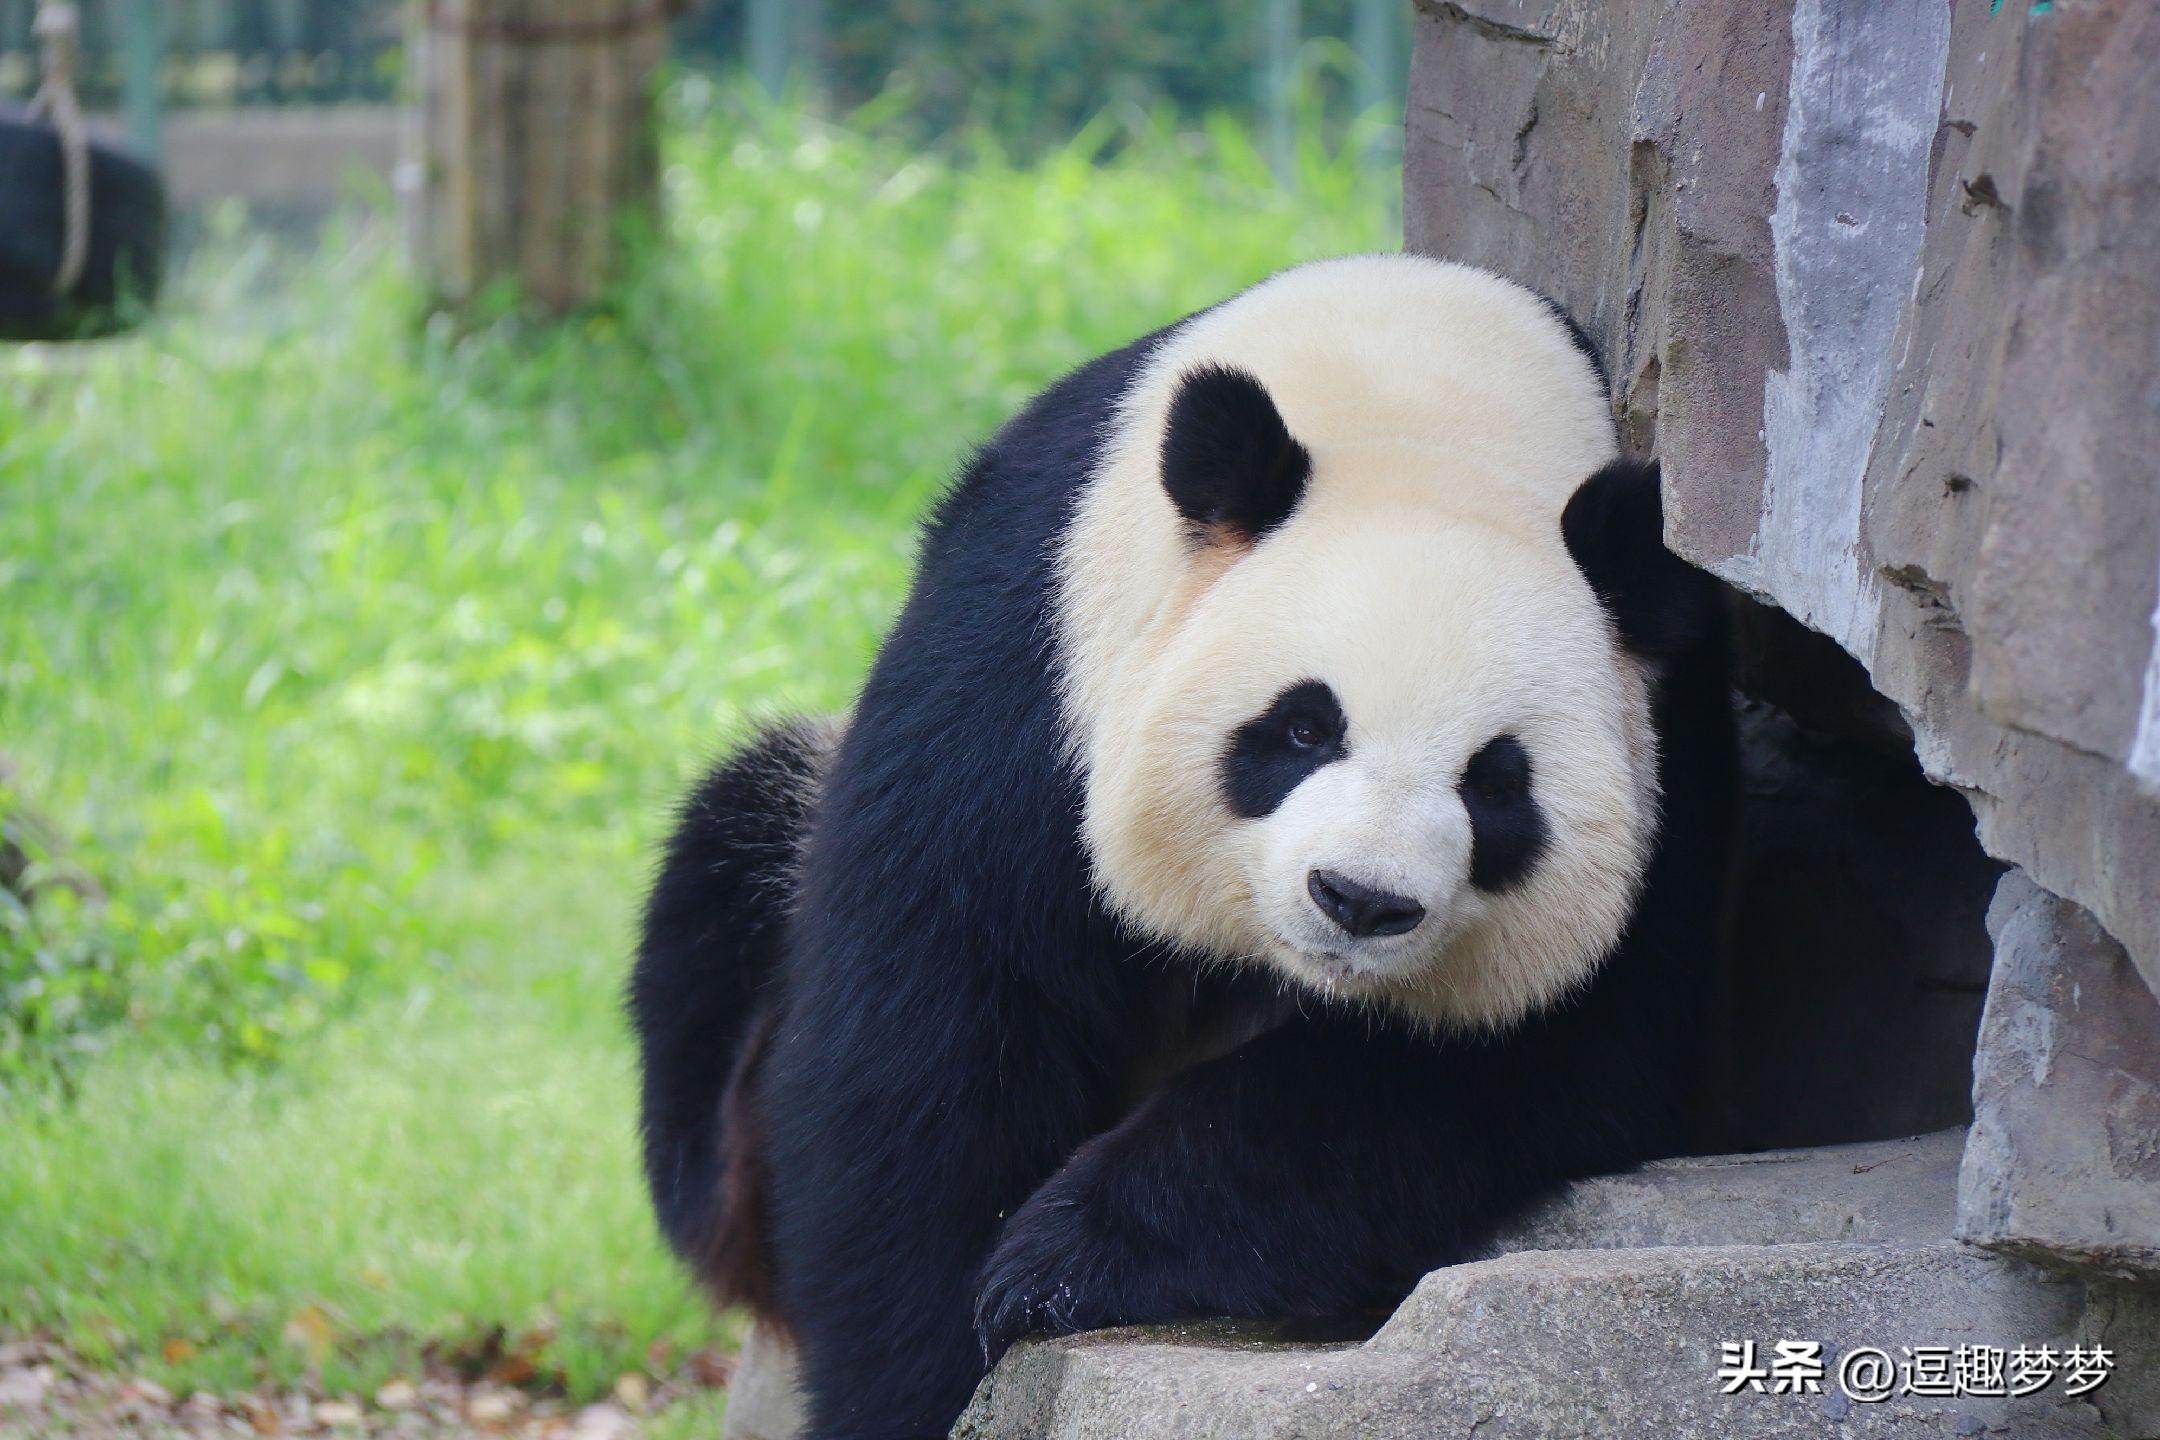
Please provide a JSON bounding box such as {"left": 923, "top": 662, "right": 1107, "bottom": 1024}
{"left": 723, "top": 1131, "right": 2157, "bottom": 1438}
{"left": 1477, "top": 1128, "right": 1965, "bottom": 1257}
{"left": 958, "top": 1241, "right": 2151, "bottom": 1439}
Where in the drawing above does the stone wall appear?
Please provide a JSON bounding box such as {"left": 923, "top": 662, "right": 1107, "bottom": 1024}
{"left": 1405, "top": 0, "right": 2159, "bottom": 992}
{"left": 1405, "top": 0, "right": 2160, "bottom": 1278}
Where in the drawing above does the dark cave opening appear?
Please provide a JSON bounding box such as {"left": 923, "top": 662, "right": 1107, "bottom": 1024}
{"left": 1695, "top": 594, "right": 2003, "bottom": 1153}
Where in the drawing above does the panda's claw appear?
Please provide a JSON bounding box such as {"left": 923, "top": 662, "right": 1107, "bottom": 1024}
{"left": 974, "top": 1190, "right": 1127, "bottom": 1363}
{"left": 974, "top": 1278, "right": 1067, "bottom": 1362}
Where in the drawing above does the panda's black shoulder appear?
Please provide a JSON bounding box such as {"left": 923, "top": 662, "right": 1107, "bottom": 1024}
{"left": 921, "top": 321, "right": 1182, "bottom": 558}
{"left": 795, "top": 319, "right": 1186, "bottom": 927}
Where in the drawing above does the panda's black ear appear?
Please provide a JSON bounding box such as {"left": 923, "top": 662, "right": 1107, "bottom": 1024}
{"left": 1561, "top": 459, "right": 1721, "bottom": 660}
{"left": 1159, "top": 365, "right": 1310, "bottom": 545}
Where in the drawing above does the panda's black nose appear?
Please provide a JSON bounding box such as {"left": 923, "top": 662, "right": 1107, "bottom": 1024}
{"left": 1307, "top": 870, "right": 1425, "bottom": 939}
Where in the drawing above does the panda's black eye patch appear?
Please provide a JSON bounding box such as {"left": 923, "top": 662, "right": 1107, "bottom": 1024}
{"left": 1459, "top": 735, "right": 1548, "bottom": 892}
{"left": 1222, "top": 680, "right": 1347, "bottom": 819}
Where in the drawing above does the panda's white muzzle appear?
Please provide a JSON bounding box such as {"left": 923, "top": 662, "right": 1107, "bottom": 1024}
{"left": 1255, "top": 759, "right": 1482, "bottom": 984}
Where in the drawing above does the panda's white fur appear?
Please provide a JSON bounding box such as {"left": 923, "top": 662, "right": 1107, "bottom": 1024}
{"left": 1054, "top": 254, "right": 1661, "bottom": 1030}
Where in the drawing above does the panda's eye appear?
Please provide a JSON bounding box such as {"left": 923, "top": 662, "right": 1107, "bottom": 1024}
{"left": 1472, "top": 765, "right": 1522, "bottom": 800}
{"left": 1223, "top": 680, "right": 1347, "bottom": 820}
{"left": 1461, "top": 735, "right": 1534, "bottom": 805}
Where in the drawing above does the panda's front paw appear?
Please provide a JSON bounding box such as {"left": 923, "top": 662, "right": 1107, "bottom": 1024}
{"left": 973, "top": 1177, "right": 1140, "bottom": 1362}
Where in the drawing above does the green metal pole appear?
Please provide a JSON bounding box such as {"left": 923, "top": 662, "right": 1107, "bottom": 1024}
{"left": 1259, "top": 0, "right": 1298, "bottom": 185}
{"left": 795, "top": 0, "right": 822, "bottom": 105}
{"left": 120, "top": 0, "right": 162, "bottom": 158}
{"left": 747, "top": 0, "right": 788, "bottom": 98}
{"left": 1353, "top": 0, "right": 1400, "bottom": 120}
{"left": 1353, "top": 0, "right": 1404, "bottom": 172}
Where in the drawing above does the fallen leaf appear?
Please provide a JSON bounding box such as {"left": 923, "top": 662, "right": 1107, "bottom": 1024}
{"left": 433, "top": 1324, "right": 507, "bottom": 1381}
{"left": 375, "top": 1377, "right": 419, "bottom": 1410}
{"left": 283, "top": 1305, "right": 337, "bottom": 1367}
{"left": 688, "top": 1347, "right": 736, "bottom": 1388}
{"left": 313, "top": 1398, "right": 364, "bottom": 1427}
{"left": 126, "top": 1376, "right": 173, "bottom": 1407}
{"left": 0, "top": 1366, "right": 51, "bottom": 1408}
{"left": 488, "top": 1353, "right": 537, "bottom": 1386}
{"left": 571, "top": 1401, "right": 635, "bottom": 1440}
{"left": 468, "top": 1389, "right": 520, "bottom": 1426}
{"left": 162, "top": 1337, "right": 198, "bottom": 1364}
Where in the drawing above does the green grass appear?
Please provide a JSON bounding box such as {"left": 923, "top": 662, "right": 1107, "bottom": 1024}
{"left": 0, "top": 87, "right": 1392, "bottom": 1404}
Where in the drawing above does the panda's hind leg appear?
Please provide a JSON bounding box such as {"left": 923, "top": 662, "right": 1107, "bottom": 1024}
{"left": 630, "top": 716, "right": 839, "bottom": 1305}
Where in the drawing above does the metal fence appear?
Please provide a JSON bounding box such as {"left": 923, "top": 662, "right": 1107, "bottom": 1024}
{"left": 0, "top": 0, "right": 403, "bottom": 109}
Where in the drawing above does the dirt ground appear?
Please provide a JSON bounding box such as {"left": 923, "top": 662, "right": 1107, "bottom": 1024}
{"left": 0, "top": 1340, "right": 729, "bottom": 1440}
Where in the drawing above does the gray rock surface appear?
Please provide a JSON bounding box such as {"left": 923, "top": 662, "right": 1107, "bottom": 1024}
{"left": 1403, "top": 0, "right": 2160, "bottom": 1004}
{"left": 1477, "top": 1128, "right": 1963, "bottom": 1256}
{"left": 958, "top": 1243, "right": 2133, "bottom": 1439}
{"left": 734, "top": 1130, "right": 2160, "bottom": 1438}
{"left": 1961, "top": 871, "right": 2160, "bottom": 1282}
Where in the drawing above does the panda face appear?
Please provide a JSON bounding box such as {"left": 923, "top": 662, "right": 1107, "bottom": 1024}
{"left": 1055, "top": 256, "right": 1658, "bottom": 1030}
{"left": 1082, "top": 498, "right": 1657, "bottom": 1029}
{"left": 1225, "top": 688, "right": 1548, "bottom": 940}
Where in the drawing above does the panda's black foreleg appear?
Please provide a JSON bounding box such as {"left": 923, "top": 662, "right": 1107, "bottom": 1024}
{"left": 973, "top": 999, "right": 1677, "bottom": 1357}
{"left": 758, "top": 940, "right": 1141, "bottom": 1439}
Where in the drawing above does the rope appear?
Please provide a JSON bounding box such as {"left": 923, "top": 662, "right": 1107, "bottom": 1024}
{"left": 26, "top": 0, "right": 90, "bottom": 298}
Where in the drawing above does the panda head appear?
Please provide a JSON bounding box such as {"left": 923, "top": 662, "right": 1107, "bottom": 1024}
{"left": 1059, "top": 257, "right": 1718, "bottom": 1031}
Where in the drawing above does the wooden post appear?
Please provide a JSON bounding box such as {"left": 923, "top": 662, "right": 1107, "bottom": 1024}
{"left": 412, "top": 0, "right": 670, "bottom": 315}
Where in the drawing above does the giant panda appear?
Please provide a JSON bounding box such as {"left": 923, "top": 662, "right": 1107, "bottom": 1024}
{"left": 629, "top": 254, "right": 1734, "bottom": 1440}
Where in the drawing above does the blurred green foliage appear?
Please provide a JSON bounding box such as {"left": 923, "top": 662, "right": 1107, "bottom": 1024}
{"left": 0, "top": 87, "right": 1391, "bottom": 1399}
{"left": 678, "top": 0, "right": 1404, "bottom": 155}
{"left": 0, "top": 81, "right": 1388, "bottom": 1088}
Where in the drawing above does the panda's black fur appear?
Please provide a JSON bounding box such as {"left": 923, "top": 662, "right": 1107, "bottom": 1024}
{"left": 631, "top": 717, "right": 834, "bottom": 1317}
{"left": 632, "top": 296, "right": 1733, "bottom": 1438}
